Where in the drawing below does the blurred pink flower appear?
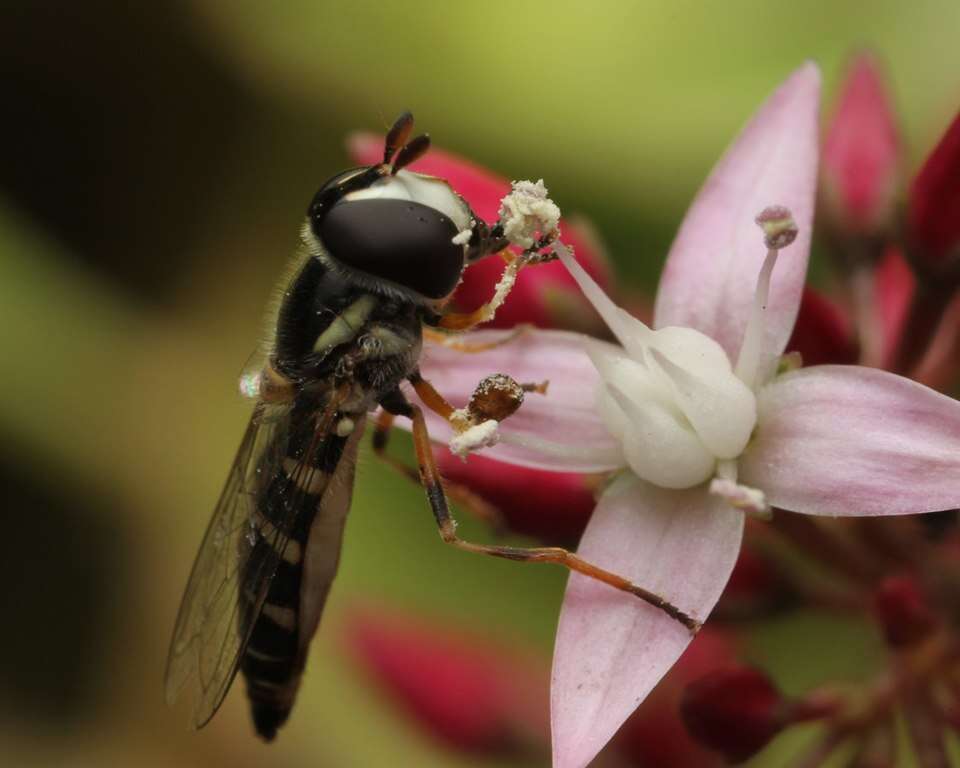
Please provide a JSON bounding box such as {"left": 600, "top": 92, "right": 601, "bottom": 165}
{"left": 822, "top": 53, "right": 900, "bottom": 235}
{"left": 343, "top": 604, "right": 547, "bottom": 757}
{"left": 414, "top": 63, "right": 960, "bottom": 767}
{"left": 348, "top": 132, "right": 611, "bottom": 329}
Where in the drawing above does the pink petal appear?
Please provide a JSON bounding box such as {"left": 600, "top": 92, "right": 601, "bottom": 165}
{"left": 551, "top": 478, "right": 744, "bottom": 768}
{"left": 348, "top": 132, "right": 611, "bottom": 329}
{"left": 413, "top": 329, "right": 624, "bottom": 472}
{"left": 739, "top": 365, "right": 960, "bottom": 516}
{"left": 654, "top": 63, "right": 821, "bottom": 363}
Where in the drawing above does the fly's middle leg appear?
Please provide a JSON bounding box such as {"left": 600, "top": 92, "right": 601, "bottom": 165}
{"left": 391, "top": 391, "right": 701, "bottom": 634}
{"left": 371, "top": 408, "right": 504, "bottom": 533}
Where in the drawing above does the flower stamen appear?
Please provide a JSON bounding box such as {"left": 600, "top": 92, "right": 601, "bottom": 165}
{"left": 734, "top": 206, "right": 799, "bottom": 390}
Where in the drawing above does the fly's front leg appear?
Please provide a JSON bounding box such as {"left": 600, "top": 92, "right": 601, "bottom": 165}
{"left": 396, "top": 394, "right": 700, "bottom": 633}
{"left": 372, "top": 406, "right": 505, "bottom": 532}
{"left": 435, "top": 245, "right": 556, "bottom": 332}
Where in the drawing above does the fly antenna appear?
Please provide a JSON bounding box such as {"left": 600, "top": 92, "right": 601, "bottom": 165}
{"left": 392, "top": 133, "right": 430, "bottom": 173}
{"left": 384, "top": 111, "right": 414, "bottom": 165}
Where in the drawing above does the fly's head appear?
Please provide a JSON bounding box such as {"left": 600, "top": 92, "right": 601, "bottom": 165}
{"left": 305, "top": 112, "right": 506, "bottom": 305}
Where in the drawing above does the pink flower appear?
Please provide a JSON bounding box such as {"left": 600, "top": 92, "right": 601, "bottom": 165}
{"left": 348, "top": 132, "right": 611, "bottom": 329}
{"left": 822, "top": 53, "right": 900, "bottom": 235}
{"left": 413, "top": 63, "right": 960, "bottom": 767}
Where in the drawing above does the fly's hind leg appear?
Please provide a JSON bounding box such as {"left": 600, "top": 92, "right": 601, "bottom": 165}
{"left": 389, "top": 391, "right": 701, "bottom": 634}
{"left": 372, "top": 407, "right": 506, "bottom": 533}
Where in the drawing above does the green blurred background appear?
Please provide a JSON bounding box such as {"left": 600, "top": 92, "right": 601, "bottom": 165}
{"left": 1, "top": 2, "right": 958, "bottom": 766}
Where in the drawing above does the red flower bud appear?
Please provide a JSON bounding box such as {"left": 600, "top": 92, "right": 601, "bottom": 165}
{"left": 343, "top": 604, "right": 547, "bottom": 756}
{"left": 909, "top": 109, "right": 960, "bottom": 271}
{"left": 786, "top": 287, "right": 858, "bottom": 366}
{"left": 822, "top": 53, "right": 900, "bottom": 236}
{"left": 680, "top": 665, "right": 786, "bottom": 763}
{"left": 435, "top": 448, "right": 596, "bottom": 546}
{"left": 348, "top": 132, "right": 611, "bottom": 329}
{"left": 874, "top": 246, "right": 915, "bottom": 369}
{"left": 872, "top": 574, "right": 937, "bottom": 648}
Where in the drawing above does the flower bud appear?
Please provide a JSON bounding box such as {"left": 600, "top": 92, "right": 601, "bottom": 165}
{"left": 343, "top": 604, "right": 547, "bottom": 756}
{"left": 909, "top": 110, "right": 960, "bottom": 273}
{"left": 348, "top": 132, "right": 611, "bottom": 328}
{"left": 680, "top": 665, "right": 786, "bottom": 763}
{"left": 613, "top": 630, "right": 736, "bottom": 767}
{"left": 873, "top": 245, "right": 915, "bottom": 368}
{"left": 785, "top": 287, "right": 858, "bottom": 366}
{"left": 435, "top": 448, "right": 596, "bottom": 546}
{"left": 822, "top": 53, "right": 900, "bottom": 237}
{"left": 872, "top": 574, "right": 937, "bottom": 648}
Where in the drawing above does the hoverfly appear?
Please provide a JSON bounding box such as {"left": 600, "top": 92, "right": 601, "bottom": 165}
{"left": 165, "top": 113, "right": 695, "bottom": 741}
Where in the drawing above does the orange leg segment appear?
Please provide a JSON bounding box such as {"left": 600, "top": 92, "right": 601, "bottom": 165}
{"left": 403, "top": 401, "right": 700, "bottom": 633}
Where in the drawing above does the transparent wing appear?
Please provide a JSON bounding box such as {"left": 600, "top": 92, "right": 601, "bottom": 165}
{"left": 164, "top": 397, "right": 340, "bottom": 728}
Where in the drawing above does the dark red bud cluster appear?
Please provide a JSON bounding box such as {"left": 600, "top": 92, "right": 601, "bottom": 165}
{"left": 680, "top": 665, "right": 786, "bottom": 763}
{"left": 908, "top": 110, "right": 960, "bottom": 274}
{"left": 872, "top": 575, "right": 937, "bottom": 648}
{"left": 785, "top": 287, "right": 859, "bottom": 366}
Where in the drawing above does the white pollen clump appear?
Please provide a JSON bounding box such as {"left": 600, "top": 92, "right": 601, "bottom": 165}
{"left": 498, "top": 179, "right": 561, "bottom": 249}
{"left": 451, "top": 228, "right": 472, "bottom": 246}
{"left": 449, "top": 419, "right": 500, "bottom": 459}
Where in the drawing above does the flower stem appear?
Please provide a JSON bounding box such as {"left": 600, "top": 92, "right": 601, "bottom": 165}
{"left": 771, "top": 513, "right": 880, "bottom": 586}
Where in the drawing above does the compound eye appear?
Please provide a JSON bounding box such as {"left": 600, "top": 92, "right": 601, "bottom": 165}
{"left": 318, "top": 198, "right": 465, "bottom": 299}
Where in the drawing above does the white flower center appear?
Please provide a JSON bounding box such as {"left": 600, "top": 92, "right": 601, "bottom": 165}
{"left": 587, "top": 324, "right": 756, "bottom": 489}
{"left": 555, "top": 206, "right": 797, "bottom": 492}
